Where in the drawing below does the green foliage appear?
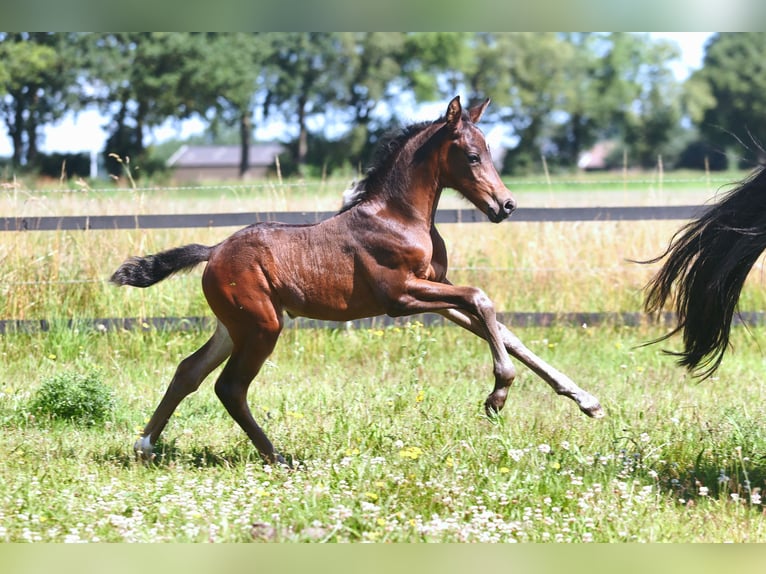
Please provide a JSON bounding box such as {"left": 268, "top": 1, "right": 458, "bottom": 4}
{"left": 614, "top": 34, "right": 685, "bottom": 167}
{"left": 36, "top": 152, "right": 91, "bottom": 179}
{"left": 486, "top": 33, "right": 687, "bottom": 172}
{"left": 0, "top": 32, "right": 82, "bottom": 168}
{"left": 30, "top": 368, "right": 115, "bottom": 426}
{"left": 693, "top": 33, "right": 766, "bottom": 167}
{"left": 5, "top": 32, "right": 766, "bottom": 178}
{"left": 263, "top": 33, "right": 354, "bottom": 172}
{"left": 676, "top": 138, "right": 729, "bottom": 171}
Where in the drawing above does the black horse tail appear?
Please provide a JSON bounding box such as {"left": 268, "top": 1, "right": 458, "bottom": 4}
{"left": 643, "top": 165, "right": 766, "bottom": 378}
{"left": 110, "top": 243, "right": 213, "bottom": 288}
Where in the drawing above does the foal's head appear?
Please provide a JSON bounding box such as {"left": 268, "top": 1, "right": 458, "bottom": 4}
{"left": 436, "top": 96, "right": 516, "bottom": 223}
{"left": 341, "top": 96, "right": 516, "bottom": 222}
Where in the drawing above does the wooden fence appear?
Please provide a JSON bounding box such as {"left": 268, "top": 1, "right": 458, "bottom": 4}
{"left": 2, "top": 205, "right": 705, "bottom": 232}
{"left": 1, "top": 203, "right": 719, "bottom": 332}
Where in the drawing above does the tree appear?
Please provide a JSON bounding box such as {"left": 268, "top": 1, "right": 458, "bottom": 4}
{"left": 262, "top": 33, "right": 351, "bottom": 174}
{"left": 338, "top": 32, "right": 469, "bottom": 171}
{"left": 549, "top": 33, "right": 611, "bottom": 167}
{"left": 84, "top": 33, "right": 203, "bottom": 177}
{"left": 332, "top": 33, "right": 406, "bottom": 168}
{"left": 502, "top": 33, "right": 572, "bottom": 172}
{"left": 190, "top": 33, "right": 272, "bottom": 178}
{"left": 692, "top": 33, "right": 766, "bottom": 167}
{"left": 478, "top": 33, "right": 683, "bottom": 172}
{"left": 261, "top": 32, "right": 470, "bottom": 175}
{"left": 269, "top": 33, "right": 410, "bottom": 174}
{"left": 341, "top": 33, "right": 406, "bottom": 125}
{"left": 397, "top": 33, "right": 473, "bottom": 103}
{"left": 457, "top": 33, "right": 571, "bottom": 174}
{"left": 608, "top": 33, "right": 684, "bottom": 168}
{"left": 0, "top": 33, "right": 81, "bottom": 169}
{"left": 548, "top": 33, "right": 683, "bottom": 170}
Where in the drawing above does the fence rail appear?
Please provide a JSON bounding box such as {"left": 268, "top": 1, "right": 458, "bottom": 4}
{"left": 2, "top": 205, "right": 706, "bottom": 232}
{"left": 3, "top": 311, "right": 766, "bottom": 335}
{"left": 0, "top": 312, "right": 669, "bottom": 334}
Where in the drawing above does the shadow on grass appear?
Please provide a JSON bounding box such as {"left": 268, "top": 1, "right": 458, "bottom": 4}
{"left": 608, "top": 405, "right": 766, "bottom": 507}
{"left": 96, "top": 439, "right": 302, "bottom": 470}
{"left": 653, "top": 452, "right": 766, "bottom": 504}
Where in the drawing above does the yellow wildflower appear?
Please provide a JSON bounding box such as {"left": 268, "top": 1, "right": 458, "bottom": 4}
{"left": 399, "top": 446, "right": 423, "bottom": 460}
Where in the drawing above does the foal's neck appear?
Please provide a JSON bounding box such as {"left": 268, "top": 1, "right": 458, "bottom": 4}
{"left": 383, "top": 126, "right": 444, "bottom": 225}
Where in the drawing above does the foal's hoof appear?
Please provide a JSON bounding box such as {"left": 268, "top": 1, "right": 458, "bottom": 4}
{"left": 484, "top": 390, "right": 508, "bottom": 418}
{"left": 579, "top": 399, "right": 605, "bottom": 419}
{"left": 265, "top": 452, "right": 294, "bottom": 469}
{"left": 275, "top": 453, "right": 292, "bottom": 468}
{"left": 134, "top": 436, "right": 156, "bottom": 464}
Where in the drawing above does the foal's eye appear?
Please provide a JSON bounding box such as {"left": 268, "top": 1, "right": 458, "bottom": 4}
{"left": 467, "top": 153, "right": 481, "bottom": 164}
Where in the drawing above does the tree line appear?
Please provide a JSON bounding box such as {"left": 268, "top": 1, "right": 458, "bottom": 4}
{"left": 1, "top": 32, "right": 765, "bottom": 179}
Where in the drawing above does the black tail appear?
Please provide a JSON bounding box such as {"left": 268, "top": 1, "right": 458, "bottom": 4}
{"left": 110, "top": 243, "right": 213, "bottom": 288}
{"left": 644, "top": 165, "right": 766, "bottom": 378}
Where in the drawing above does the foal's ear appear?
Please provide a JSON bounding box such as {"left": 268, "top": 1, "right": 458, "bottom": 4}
{"left": 445, "top": 96, "right": 462, "bottom": 128}
{"left": 468, "top": 98, "right": 490, "bottom": 123}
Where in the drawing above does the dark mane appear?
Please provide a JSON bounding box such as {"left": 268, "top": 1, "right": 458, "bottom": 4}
{"left": 339, "top": 119, "right": 436, "bottom": 213}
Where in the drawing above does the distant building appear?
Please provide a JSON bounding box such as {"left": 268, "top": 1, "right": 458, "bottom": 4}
{"left": 167, "top": 144, "right": 285, "bottom": 182}
{"left": 577, "top": 141, "right": 619, "bottom": 171}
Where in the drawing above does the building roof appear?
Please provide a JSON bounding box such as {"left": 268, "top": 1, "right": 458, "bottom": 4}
{"left": 167, "top": 144, "right": 286, "bottom": 168}
{"left": 577, "top": 140, "right": 618, "bottom": 170}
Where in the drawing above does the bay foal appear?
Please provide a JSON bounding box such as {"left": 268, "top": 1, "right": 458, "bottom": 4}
{"left": 112, "top": 97, "right": 603, "bottom": 464}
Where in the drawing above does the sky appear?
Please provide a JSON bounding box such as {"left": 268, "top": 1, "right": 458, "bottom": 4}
{"left": 0, "top": 32, "right": 714, "bottom": 158}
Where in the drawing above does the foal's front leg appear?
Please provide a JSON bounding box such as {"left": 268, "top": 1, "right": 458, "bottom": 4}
{"left": 437, "top": 308, "right": 604, "bottom": 418}
{"left": 390, "top": 278, "right": 516, "bottom": 414}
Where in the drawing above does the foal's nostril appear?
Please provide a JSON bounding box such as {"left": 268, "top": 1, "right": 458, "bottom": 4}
{"left": 503, "top": 199, "right": 516, "bottom": 215}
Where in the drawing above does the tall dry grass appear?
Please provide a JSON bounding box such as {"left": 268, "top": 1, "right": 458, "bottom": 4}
{"left": 3, "top": 173, "right": 765, "bottom": 321}
{"left": 0, "top": 221, "right": 687, "bottom": 320}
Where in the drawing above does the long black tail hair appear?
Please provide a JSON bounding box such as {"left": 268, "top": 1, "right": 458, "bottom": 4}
{"left": 110, "top": 243, "right": 213, "bottom": 288}
{"left": 644, "top": 165, "right": 766, "bottom": 378}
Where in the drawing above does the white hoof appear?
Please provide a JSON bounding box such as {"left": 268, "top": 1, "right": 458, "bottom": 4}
{"left": 134, "top": 436, "right": 155, "bottom": 462}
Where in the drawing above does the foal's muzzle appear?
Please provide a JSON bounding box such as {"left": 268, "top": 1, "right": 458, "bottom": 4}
{"left": 488, "top": 198, "right": 517, "bottom": 223}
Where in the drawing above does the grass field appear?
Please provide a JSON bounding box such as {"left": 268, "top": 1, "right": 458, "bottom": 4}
{"left": 2, "top": 323, "right": 766, "bottom": 542}
{"left": 2, "top": 172, "right": 766, "bottom": 542}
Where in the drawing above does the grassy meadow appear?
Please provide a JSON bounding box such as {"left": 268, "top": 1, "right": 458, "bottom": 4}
{"left": 3, "top": 172, "right": 766, "bottom": 542}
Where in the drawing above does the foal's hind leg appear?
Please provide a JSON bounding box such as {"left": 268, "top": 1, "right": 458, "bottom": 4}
{"left": 135, "top": 321, "right": 233, "bottom": 461}
{"left": 214, "top": 324, "right": 285, "bottom": 465}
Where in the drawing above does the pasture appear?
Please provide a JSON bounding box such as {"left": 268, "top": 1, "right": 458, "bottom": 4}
{"left": 2, "top": 173, "right": 766, "bottom": 542}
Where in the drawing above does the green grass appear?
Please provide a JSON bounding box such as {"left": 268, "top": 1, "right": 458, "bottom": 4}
{"left": 2, "top": 322, "right": 766, "bottom": 542}
{"left": 3, "top": 171, "right": 766, "bottom": 542}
